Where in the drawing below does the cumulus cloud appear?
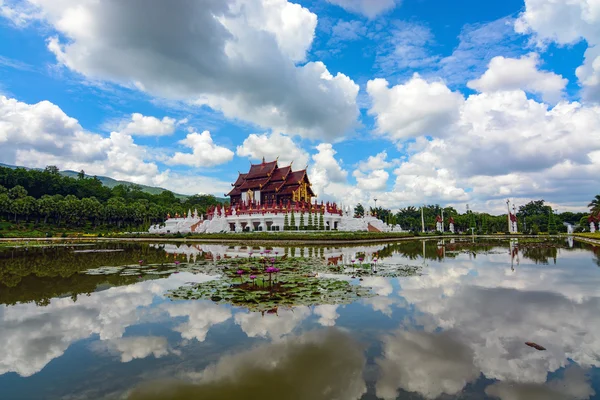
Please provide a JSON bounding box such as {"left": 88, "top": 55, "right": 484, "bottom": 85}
{"left": 0, "top": 94, "right": 235, "bottom": 196}
{"left": 236, "top": 132, "right": 309, "bottom": 167}
{"left": 168, "top": 130, "right": 234, "bottom": 168}
{"left": 325, "top": 0, "right": 399, "bottom": 18}
{"left": 365, "top": 61, "right": 600, "bottom": 209}
{"left": 353, "top": 169, "right": 389, "bottom": 191}
{"left": 117, "top": 113, "right": 183, "bottom": 136}
{"left": 357, "top": 151, "right": 393, "bottom": 171}
{"left": 309, "top": 143, "right": 354, "bottom": 202}
{"left": 515, "top": 0, "right": 600, "bottom": 102}
{"left": 367, "top": 74, "right": 464, "bottom": 140}
{"left": 467, "top": 53, "right": 568, "bottom": 103}
{"left": 9, "top": 0, "right": 359, "bottom": 139}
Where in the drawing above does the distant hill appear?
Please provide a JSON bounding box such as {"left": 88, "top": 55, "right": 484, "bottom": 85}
{"left": 0, "top": 163, "right": 227, "bottom": 202}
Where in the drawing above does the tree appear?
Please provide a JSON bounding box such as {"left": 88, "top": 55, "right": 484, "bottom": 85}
{"left": 548, "top": 209, "right": 557, "bottom": 234}
{"left": 299, "top": 212, "right": 305, "bottom": 230}
{"left": 8, "top": 185, "right": 27, "bottom": 200}
{"left": 307, "top": 211, "right": 313, "bottom": 230}
{"left": 290, "top": 212, "right": 296, "bottom": 231}
{"left": 284, "top": 213, "right": 289, "bottom": 231}
{"left": 78, "top": 170, "right": 85, "bottom": 180}
{"left": 354, "top": 203, "right": 364, "bottom": 218}
{"left": 38, "top": 195, "right": 56, "bottom": 224}
{"left": 319, "top": 212, "right": 325, "bottom": 230}
{"left": 589, "top": 194, "right": 600, "bottom": 216}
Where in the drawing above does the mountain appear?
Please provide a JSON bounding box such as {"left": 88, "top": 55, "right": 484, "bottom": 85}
{"left": 0, "top": 163, "right": 227, "bottom": 202}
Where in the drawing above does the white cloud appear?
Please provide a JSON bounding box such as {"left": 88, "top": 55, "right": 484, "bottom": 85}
{"left": 329, "top": 20, "right": 367, "bottom": 44}
{"left": 309, "top": 143, "right": 350, "bottom": 201}
{"left": 365, "top": 64, "right": 600, "bottom": 210}
{"left": 353, "top": 169, "right": 389, "bottom": 191}
{"left": 367, "top": 74, "right": 464, "bottom": 140}
{"left": 0, "top": 94, "right": 233, "bottom": 195}
{"left": 168, "top": 130, "right": 234, "bottom": 168}
{"left": 467, "top": 53, "right": 568, "bottom": 103}
{"left": 357, "top": 151, "right": 393, "bottom": 171}
{"left": 236, "top": 132, "right": 309, "bottom": 167}
{"left": 375, "top": 21, "right": 439, "bottom": 72}
{"left": 9, "top": 0, "right": 359, "bottom": 140}
{"left": 515, "top": 0, "right": 600, "bottom": 102}
{"left": 118, "top": 113, "right": 181, "bottom": 136}
{"left": 325, "top": 0, "right": 399, "bottom": 18}
{"left": 439, "top": 17, "right": 525, "bottom": 87}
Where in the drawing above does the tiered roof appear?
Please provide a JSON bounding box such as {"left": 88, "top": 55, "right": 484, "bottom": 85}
{"left": 226, "top": 159, "right": 314, "bottom": 198}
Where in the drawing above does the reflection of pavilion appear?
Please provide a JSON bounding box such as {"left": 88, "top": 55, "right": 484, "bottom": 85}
{"left": 151, "top": 243, "right": 390, "bottom": 264}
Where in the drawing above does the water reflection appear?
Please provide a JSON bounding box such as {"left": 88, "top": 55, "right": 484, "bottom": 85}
{"left": 1, "top": 238, "right": 599, "bottom": 399}
{"left": 127, "top": 329, "right": 366, "bottom": 400}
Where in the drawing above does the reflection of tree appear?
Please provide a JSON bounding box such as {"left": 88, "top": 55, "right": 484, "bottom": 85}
{"left": 0, "top": 243, "right": 166, "bottom": 305}
{"left": 520, "top": 245, "right": 559, "bottom": 265}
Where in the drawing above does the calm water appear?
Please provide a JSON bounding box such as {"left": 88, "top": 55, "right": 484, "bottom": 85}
{"left": 1, "top": 238, "right": 600, "bottom": 399}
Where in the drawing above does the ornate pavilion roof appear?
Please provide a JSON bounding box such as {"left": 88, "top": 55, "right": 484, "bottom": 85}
{"left": 226, "top": 159, "right": 313, "bottom": 197}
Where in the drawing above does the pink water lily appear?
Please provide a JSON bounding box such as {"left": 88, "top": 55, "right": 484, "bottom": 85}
{"left": 237, "top": 269, "right": 245, "bottom": 275}
{"left": 250, "top": 275, "right": 256, "bottom": 280}
{"left": 174, "top": 261, "right": 180, "bottom": 265}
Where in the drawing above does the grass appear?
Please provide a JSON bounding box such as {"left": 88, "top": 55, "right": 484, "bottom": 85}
{"left": 574, "top": 233, "right": 600, "bottom": 240}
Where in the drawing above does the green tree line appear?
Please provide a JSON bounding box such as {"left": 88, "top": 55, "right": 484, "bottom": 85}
{"left": 0, "top": 165, "right": 223, "bottom": 232}
{"left": 355, "top": 200, "right": 588, "bottom": 234}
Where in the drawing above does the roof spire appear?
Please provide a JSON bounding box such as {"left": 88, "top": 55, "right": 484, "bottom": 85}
{"left": 262, "top": 156, "right": 265, "bottom": 164}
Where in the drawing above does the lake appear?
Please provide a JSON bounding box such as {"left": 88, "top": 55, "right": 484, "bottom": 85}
{"left": 1, "top": 238, "right": 599, "bottom": 399}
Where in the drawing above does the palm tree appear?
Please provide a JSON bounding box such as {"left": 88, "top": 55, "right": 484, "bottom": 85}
{"left": 589, "top": 195, "right": 600, "bottom": 216}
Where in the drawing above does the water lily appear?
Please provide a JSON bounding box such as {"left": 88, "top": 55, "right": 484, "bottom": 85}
{"left": 237, "top": 269, "right": 245, "bottom": 283}
{"left": 265, "top": 250, "right": 271, "bottom": 254}
{"left": 270, "top": 258, "right": 276, "bottom": 263}
{"left": 175, "top": 261, "right": 180, "bottom": 265}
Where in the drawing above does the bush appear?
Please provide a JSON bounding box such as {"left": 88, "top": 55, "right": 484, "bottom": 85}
{"left": 61, "top": 232, "right": 68, "bottom": 238}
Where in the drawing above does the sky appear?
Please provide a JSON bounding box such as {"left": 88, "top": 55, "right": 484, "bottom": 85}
{"left": 0, "top": 0, "right": 599, "bottom": 214}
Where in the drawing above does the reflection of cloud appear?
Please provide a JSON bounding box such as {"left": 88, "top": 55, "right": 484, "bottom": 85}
{"left": 234, "top": 307, "right": 311, "bottom": 340}
{"left": 127, "top": 329, "right": 366, "bottom": 400}
{"left": 360, "top": 276, "right": 393, "bottom": 296}
{"left": 92, "top": 336, "right": 172, "bottom": 363}
{"left": 363, "top": 296, "right": 396, "bottom": 316}
{"left": 314, "top": 305, "right": 339, "bottom": 326}
{"left": 485, "top": 365, "right": 595, "bottom": 400}
{"left": 0, "top": 272, "right": 209, "bottom": 377}
{"left": 400, "top": 258, "right": 600, "bottom": 385}
{"left": 376, "top": 330, "right": 480, "bottom": 399}
{"left": 162, "top": 302, "right": 231, "bottom": 342}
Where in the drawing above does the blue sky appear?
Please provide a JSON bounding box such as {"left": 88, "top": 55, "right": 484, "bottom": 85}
{"left": 0, "top": 0, "right": 599, "bottom": 213}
